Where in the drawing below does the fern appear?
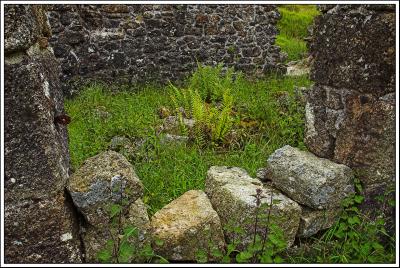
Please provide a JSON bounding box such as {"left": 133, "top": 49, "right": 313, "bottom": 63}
{"left": 167, "top": 65, "right": 238, "bottom": 147}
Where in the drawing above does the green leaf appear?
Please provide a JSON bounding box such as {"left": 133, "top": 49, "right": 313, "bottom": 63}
{"left": 195, "top": 249, "right": 208, "bottom": 263}
{"left": 118, "top": 242, "right": 134, "bottom": 263}
{"left": 155, "top": 238, "right": 164, "bottom": 247}
{"left": 97, "top": 249, "right": 112, "bottom": 263}
{"left": 226, "top": 243, "right": 236, "bottom": 254}
{"left": 260, "top": 252, "right": 273, "bottom": 263}
{"left": 211, "top": 247, "right": 223, "bottom": 258}
{"left": 109, "top": 203, "right": 122, "bottom": 218}
{"left": 354, "top": 195, "right": 364, "bottom": 204}
{"left": 157, "top": 256, "right": 169, "bottom": 264}
{"left": 123, "top": 226, "right": 138, "bottom": 238}
{"left": 236, "top": 251, "right": 253, "bottom": 263}
{"left": 273, "top": 255, "right": 283, "bottom": 263}
{"left": 372, "top": 242, "right": 384, "bottom": 250}
{"left": 272, "top": 199, "right": 282, "bottom": 205}
{"left": 348, "top": 216, "right": 361, "bottom": 225}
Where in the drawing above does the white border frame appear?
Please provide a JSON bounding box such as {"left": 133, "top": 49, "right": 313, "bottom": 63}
{"left": 1, "top": 1, "right": 399, "bottom": 267}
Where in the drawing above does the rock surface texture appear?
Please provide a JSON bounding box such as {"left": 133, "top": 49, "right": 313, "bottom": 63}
{"left": 4, "top": 4, "right": 81, "bottom": 263}
{"left": 305, "top": 5, "right": 395, "bottom": 213}
{"left": 267, "top": 145, "right": 354, "bottom": 209}
{"left": 150, "top": 190, "right": 226, "bottom": 261}
{"left": 46, "top": 4, "right": 286, "bottom": 95}
{"left": 67, "top": 150, "right": 143, "bottom": 226}
{"left": 67, "top": 151, "right": 149, "bottom": 263}
{"left": 205, "top": 166, "right": 302, "bottom": 249}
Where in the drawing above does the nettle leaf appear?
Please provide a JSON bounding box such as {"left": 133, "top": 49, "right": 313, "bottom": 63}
{"left": 140, "top": 244, "right": 154, "bottom": 257}
{"left": 123, "top": 226, "right": 138, "bottom": 238}
{"left": 110, "top": 203, "right": 122, "bottom": 218}
{"left": 354, "top": 195, "right": 364, "bottom": 204}
{"left": 97, "top": 249, "right": 112, "bottom": 263}
{"left": 195, "top": 249, "right": 208, "bottom": 263}
{"left": 260, "top": 252, "right": 273, "bottom": 263}
{"left": 273, "top": 255, "right": 283, "bottom": 263}
{"left": 226, "top": 243, "right": 236, "bottom": 254}
{"left": 347, "top": 216, "right": 361, "bottom": 225}
{"left": 236, "top": 251, "right": 253, "bottom": 263}
{"left": 119, "top": 241, "right": 134, "bottom": 263}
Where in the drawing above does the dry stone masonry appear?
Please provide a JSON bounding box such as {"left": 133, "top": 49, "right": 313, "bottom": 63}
{"left": 4, "top": 5, "right": 81, "bottom": 263}
{"left": 305, "top": 4, "right": 396, "bottom": 214}
{"left": 46, "top": 4, "right": 286, "bottom": 95}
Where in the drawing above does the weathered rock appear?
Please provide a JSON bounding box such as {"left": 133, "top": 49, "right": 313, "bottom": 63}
{"left": 256, "top": 167, "right": 271, "bottom": 182}
{"left": 83, "top": 198, "right": 150, "bottom": 263}
{"left": 46, "top": 5, "right": 285, "bottom": 95}
{"left": 162, "top": 115, "right": 196, "bottom": 132}
{"left": 4, "top": 4, "right": 81, "bottom": 263}
{"left": 205, "top": 166, "right": 262, "bottom": 199}
{"left": 267, "top": 145, "right": 354, "bottom": 209}
{"left": 67, "top": 150, "right": 143, "bottom": 227}
{"left": 285, "top": 58, "right": 311, "bottom": 76}
{"left": 206, "top": 166, "right": 301, "bottom": 249}
{"left": 109, "top": 136, "right": 133, "bottom": 151}
{"left": 151, "top": 190, "right": 226, "bottom": 261}
{"left": 5, "top": 5, "right": 51, "bottom": 53}
{"left": 297, "top": 206, "right": 341, "bottom": 238}
{"left": 310, "top": 5, "right": 395, "bottom": 94}
{"left": 306, "top": 4, "right": 395, "bottom": 213}
{"left": 160, "top": 134, "right": 189, "bottom": 144}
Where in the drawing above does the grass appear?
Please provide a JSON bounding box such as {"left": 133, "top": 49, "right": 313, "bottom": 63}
{"left": 64, "top": 5, "right": 395, "bottom": 263}
{"left": 65, "top": 72, "right": 312, "bottom": 215}
{"left": 276, "top": 5, "right": 320, "bottom": 62}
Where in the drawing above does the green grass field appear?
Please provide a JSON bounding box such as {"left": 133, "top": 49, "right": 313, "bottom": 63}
{"left": 64, "top": 5, "right": 395, "bottom": 263}
{"left": 276, "top": 5, "right": 320, "bottom": 62}
{"left": 65, "top": 73, "right": 312, "bottom": 215}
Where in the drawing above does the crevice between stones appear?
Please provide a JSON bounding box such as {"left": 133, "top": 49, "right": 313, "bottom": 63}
{"left": 64, "top": 188, "right": 87, "bottom": 263}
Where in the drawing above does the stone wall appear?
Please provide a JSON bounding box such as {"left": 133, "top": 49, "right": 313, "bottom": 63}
{"left": 305, "top": 5, "right": 396, "bottom": 213}
{"left": 46, "top": 4, "right": 285, "bottom": 96}
{"left": 4, "top": 5, "right": 81, "bottom": 263}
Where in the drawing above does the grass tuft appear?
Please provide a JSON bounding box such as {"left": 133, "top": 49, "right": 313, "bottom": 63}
{"left": 276, "top": 5, "right": 320, "bottom": 62}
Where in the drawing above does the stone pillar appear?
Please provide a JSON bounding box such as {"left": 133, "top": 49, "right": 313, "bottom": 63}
{"left": 305, "top": 5, "right": 395, "bottom": 214}
{"left": 4, "top": 5, "right": 81, "bottom": 263}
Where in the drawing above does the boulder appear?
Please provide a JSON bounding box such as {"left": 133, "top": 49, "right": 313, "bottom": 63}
{"left": 205, "top": 166, "right": 262, "bottom": 199}
{"left": 67, "top": 151, "right": 143, "bottom": 227}
{"left": 267, "top": 145, "right": 354, "bottom": 209}
{"left": 206, "top": 166, "right": 301, "bottom": 249}
{"left": 297, "top": 206, "right": 341, "bottom": 238}
{"left": 151, "top": 190, "right": 226, "bottom": 261}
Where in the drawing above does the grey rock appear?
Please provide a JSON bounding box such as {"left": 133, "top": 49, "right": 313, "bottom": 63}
{"left": 267, "top": 145, "right": 354, "bottom": 209}
{"left": 160, "top": 134, "right": 189, "bottom": 144}
{"left": 205, "top": 166, "right": 301, "bottom": 249}
{"left": 205, "top": 166, "right": 262, "bottom": 199}
{"left": 297, "top": 206, "right": 341, "bottom": 238}
{"left": 83, "top": 198, "right": 151, "bottom": 263}
{"left": 256, "top": 167, "right": 271, "bottom": 182}
{"left": 162, "top": 116, "right": 196, "bottom": 132}
{"left": 151, "top": 190, "right": 226, "bottom": 261}
{"left": 67, "top": 151, "right": 143, "bottom": 227}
